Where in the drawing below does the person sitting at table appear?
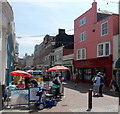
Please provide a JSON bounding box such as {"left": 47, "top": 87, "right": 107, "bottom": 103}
{"left": 30, "top": 78, "right": 38, "bottom": 87}
{"left": 4, "top": 81, "right": 17, "bottom": 101}
{"left": 16, "top": 80, "right": 25, "bottom": 89}
{"left": 8, "top": 81, "right": 17, "bottom": 90}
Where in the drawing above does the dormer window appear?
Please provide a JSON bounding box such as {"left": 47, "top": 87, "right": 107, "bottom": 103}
{"left": 79, "top": 17, "right": 86, "bottom": 26}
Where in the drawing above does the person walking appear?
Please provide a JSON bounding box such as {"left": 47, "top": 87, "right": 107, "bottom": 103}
{"left": 99, "top": 72, "right": 105, "bottom": 97}
{"left": 109, "top": 77, "right": 118, "bottom": 92}
{"left": 92, "top": 73, "right": 101, "bottom": 97}
{"left": 73, "top": 72, "right": 79, "bottom": 87}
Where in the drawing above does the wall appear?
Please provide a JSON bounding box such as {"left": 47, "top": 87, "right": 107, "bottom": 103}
{"left": 74, "top": 2, "right": 119, "bottom": 60}
{"left": 0, "top": 1, "right": 15, "bottom": 85}
{"left": 74, "top": 2, "right": 97, "bottom": 60}
{"left": 113, "top": 35, "right": 120, "bottom": 67}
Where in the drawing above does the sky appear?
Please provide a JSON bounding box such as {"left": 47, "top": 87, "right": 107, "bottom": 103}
{"left": 7, "top": 0, "right": 119, "bottom": 58}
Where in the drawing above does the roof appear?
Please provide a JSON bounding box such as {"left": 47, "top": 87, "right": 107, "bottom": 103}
{"left": 97, "top": 10, "right": 116, "bottom": 22}
{"left": 97, "top": 10, "right": 115, "bottom": 15}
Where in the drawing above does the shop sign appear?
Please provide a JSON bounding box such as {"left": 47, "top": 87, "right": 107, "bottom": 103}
{"left": 74, "top": 55, "right": 112, "bottom": 68}
{"left": 63, "top": 60, "right": 73, "bottom": 65}
{"left": 29, "top": 87, "right": 40, "bottom": 102}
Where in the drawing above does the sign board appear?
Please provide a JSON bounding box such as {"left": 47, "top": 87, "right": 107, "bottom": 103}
{"left": 29, "top": 87, "right": 40, "bottom": 102}
{"left": 63, "top": 60, "right": 73, "bottom": 65}
{"left": 10, "top": 89, "right": 28, "bottom": 105}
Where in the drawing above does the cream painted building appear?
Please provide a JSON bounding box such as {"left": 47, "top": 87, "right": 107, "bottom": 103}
{"left": 113, "top": 35, "right": 120, "bottom": 68}
{"left": 54, "top": 46, "right": 63, "bottom": 65}
{"left": 0, "top": 0, "right": 16, "bottom": 85}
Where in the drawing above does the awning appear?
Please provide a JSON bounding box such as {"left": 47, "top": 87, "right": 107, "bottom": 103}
{"left": 115, "top": 58, "right": 120, "bottom": 68}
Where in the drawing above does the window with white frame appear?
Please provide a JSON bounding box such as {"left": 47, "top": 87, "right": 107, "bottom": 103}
{"left": 79, "top": 17, "right": 86, "bottom": 26}
{"left": 77, "top": 48, "right": 86, "bottom": 60}
{"left": 97, "top": 42, "right": 110, "bottom": 57}
{"left": 101, "top": 21, "right": 108, "bottom": 36}
{"left": 80, "top": 32, "right": 86, "bottom": 42}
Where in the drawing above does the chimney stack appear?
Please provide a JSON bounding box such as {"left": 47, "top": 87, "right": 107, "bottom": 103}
{"left": 59, "top": 29, "right": 65, "bottom": 34}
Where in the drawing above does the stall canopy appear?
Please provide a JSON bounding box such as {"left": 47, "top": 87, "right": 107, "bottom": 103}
{"left": 47, "top": 66, "right": 70, "bottom": 72}
{"left": 10, "top": 70, "right": 32, "bottom": 77}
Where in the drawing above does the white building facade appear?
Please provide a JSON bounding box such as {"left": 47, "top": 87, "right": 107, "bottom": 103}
{"left": 0, "top": 0, "right": 16, "bottom": 85}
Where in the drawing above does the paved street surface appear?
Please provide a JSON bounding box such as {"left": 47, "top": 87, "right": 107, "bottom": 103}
{"left": 2, "top": 81, "right": 119, "bottom": 113}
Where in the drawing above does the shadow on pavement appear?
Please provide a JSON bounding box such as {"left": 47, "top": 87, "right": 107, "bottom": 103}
{"left": 64, "top": 81, "right": 119, "bottom": 97}
{"left": 3, "top": 105, "right": 29, "bottom": 111}
{"left": 64, "top": 81, "right": 92, "bottom": 94}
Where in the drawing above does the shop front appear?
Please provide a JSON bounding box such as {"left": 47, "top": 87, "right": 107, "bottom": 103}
{"left": 63, "top": 60, "right": 74, "bottom": 80}
{"left": 74, "top": 55, "right": 112, "bottom": 86}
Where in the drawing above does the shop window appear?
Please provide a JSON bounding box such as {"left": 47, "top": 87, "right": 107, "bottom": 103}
{"left": 97, "top": 42, "right": 110, "bottom": 57}
{"left": 84, "top": 69, "right": 92, "bottom": 80}
{"left": 77, "top": 48, "right": 86, "bottom": 60}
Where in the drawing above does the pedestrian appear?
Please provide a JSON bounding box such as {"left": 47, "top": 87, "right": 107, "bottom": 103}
{"left": 4, "top": 81, "right": 17, "bottom": 102}
{"left": 73, "top": 72, "right": 79, "bottom": 87}
{"left": 92, "top": 73, "right": 101, "bottom": 97}
{"left": 98, "top": 72, "right": 105, "bottom": 97}
{"left": 109, "top": 77, "right": 118, "bottom": 92}
{"left": 52, "top": 73, "right": 61, "bottom": 99}
{"left": 8, "top": 81, "right": 17, "bottom": 90}
{"left": 24, "top": 77, "right": 31, "bottom": 89}
{"left": 59, "top": 73, "right": 64, "bottom": 96}
{"left": 16, "top": 80, "right": 25, "bottom": 89}
{"left": 73, "top": 73, "right": 77, "bottom": 87}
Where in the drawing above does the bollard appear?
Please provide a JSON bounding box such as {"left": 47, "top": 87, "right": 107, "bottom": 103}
{"left": 88, "top": 88, "right": 92, "bottom": 110}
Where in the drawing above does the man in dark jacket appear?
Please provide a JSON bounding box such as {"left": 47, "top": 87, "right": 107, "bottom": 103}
{"left": 30, "top": 79, "right": 38, "bottom": 87}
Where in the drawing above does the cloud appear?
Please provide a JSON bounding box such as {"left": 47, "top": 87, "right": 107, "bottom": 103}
{"left": 8, "top": 0, "right": 119, "bottom": 3}
{"left": 8, "top": 0, "right": 118, "bottom": 58}
{"left": 84, "top": 0, "right": 119, "bottom": 2}
{"left": 8, "top": 0, "right": 83, "bottom": 3}
{"left": 17, "top": 36, "right": 43, "bottom": 57}
{"left": 17, "top": 36, "right": 43, "bottom": 45}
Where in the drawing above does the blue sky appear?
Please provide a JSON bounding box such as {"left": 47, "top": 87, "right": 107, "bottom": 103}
{"left": 7, "top": 0, "right": 119, "bottom": 58}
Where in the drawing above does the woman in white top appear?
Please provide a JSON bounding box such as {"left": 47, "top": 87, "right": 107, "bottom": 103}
{"left": 92, "top": 73, "right": 101, "bottom": 97}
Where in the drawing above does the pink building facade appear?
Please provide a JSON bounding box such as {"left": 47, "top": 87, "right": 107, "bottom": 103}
{"left": 74, "top": 1, "right": 119, "bottom": 86}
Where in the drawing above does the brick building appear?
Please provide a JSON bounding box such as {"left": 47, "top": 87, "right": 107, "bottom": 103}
{"left": 74, "top": 1, "right": 119, "bottom": 86}
{"left": 33, "top": 29, "right": 74, "bottom": 73}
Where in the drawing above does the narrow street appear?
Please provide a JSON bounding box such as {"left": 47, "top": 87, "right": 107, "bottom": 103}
{"left": 3, "top": 81, "right": 119, "bottom": 113}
